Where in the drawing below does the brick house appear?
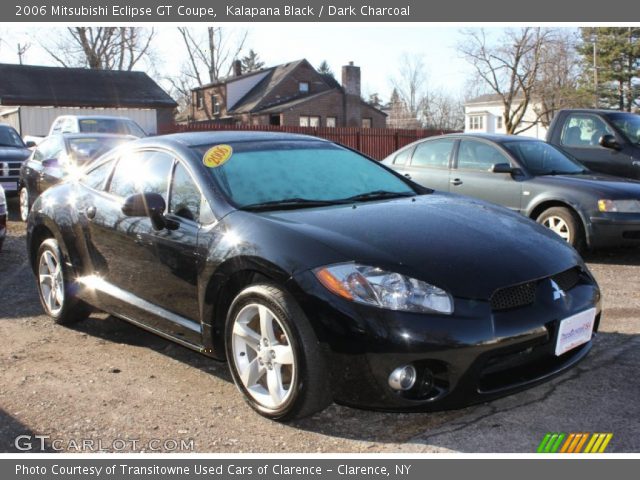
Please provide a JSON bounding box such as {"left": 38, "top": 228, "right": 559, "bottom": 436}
{"left": 190, "top": 59, "right": 386, "bottom": 128}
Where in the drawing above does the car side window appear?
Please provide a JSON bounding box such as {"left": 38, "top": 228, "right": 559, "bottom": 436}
{"left": 32, "top": 139, "right": 50, "bottom": 162}
{"left": 50, "top": 119, "right": 63, "bottom": 134}
{"left": 32, "top": 137, "right": 64, "bottom": 162}
{"left": 109, "top": 151, "right": 174, "bottom": 201}
{"left": 410, "top": 139, "right": 456, "bottom": 169}
{"left": 457, "top": 140, "right": 511, "bottom": 171}
{"left": 169, "top": 162, "right": 201, "bottom": 222}
{"left": 393, "top": 148, "right": 413, "bottom": 166}
{"left": 561, "top": 114, "right": 614, "bottom": 147}
{"left": 82, "top": 159, "right": 116, "bottom": 191}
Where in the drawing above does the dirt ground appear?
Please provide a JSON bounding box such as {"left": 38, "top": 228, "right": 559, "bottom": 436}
{"left": 1, "top": 196, "right": 639, "bottom": 453}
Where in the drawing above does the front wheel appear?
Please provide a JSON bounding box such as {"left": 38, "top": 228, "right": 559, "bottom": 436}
{"left": 225, "top": 283, "right": 331, "bottom": 421}
{"left": 536, "top": 206, "right": 585, "bottom": 252}
{"left": 36, "top": 238, "right": 91, "bottom": 325}
{"left": 19, "top": 187, "right": 30, "bottom": 222}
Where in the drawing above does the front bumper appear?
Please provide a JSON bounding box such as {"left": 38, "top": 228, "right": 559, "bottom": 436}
{"left": 588, "top": 213, "right": 640, "bottom": 248}
{"left": 289, "top": 269, "right": 600, "bottom": 411}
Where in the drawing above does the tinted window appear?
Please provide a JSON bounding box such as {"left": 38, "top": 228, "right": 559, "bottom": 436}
{"left": 33, "top": 137, "right": 64, "bottom": 162}
{"left": 82, "top": 160, "right": 116, "bottom": 190}
{"left": 503, "top": 141, "right": 585, "bottom": 175}
{"left": 609, "top": 113, "right": 640, "bottom": 144}
{"left": 193, "top": 141, "right": 415, "bottom": 208}
{"left": 410, "top": 139, "right": 455, "bottom": 168}
{"left": 169, "top": 163, "right": 201, "bottom": 222}
{"left": 79, "top": 118, "right": 136, "bottom": 135}
{"left": 393, "top": 148, "right": 413, "bottom": 166}
{"left": 125, "top": 121, "right": 146, "bottom": 137}
{"left": 561, "top": 114, "right": 613, "bottom": 147}
{"left": 109, "top": 151, "right": 173, "bottom": 200}
{"left": 0, "top": 127, "right": 25, "bottom": 148}
{"left": 67, "top": 137, "right": 131, "bottom": 166}
{"left": 457, "top": 140, "right": 510, "bottom": 171}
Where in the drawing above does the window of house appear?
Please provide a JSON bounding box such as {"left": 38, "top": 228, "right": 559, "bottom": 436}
{"left": 299, "top": 116, "right": 309, "bottom": 127}
{"left": 496, "top": 116, "right": 503, "bottom": 130}
{"left": 362, "top": 118, "right": 372, "bottom": 129}
{"left": 469, "top": 115, "right": 484, "bottom": 130}
{"left": 299, "top": 82, "right": 309, "bottom": 93}
{"left": 326, "top": 117, "right": 337, "bottom": 128}
{"left": 211, "top": 95, "right": 221, "bottom": 115}
{"left": 300, "top": 116, "right": 320, "bottom": 127}
{"left": 196, "top": 90, "right": 204, "bottom": 110}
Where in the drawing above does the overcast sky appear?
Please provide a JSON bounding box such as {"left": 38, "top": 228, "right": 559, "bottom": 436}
{"left": 0, "top": 26, "right": 576, "bottom": 103}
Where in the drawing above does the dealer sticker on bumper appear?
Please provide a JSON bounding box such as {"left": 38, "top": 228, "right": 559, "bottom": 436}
{"left": 555, "top": 307, "right": 596, "bottom": 356}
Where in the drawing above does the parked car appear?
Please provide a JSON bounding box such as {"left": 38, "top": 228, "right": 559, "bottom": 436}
{"left": 48, "top": 115, "right": 147, "bottom": 138}
{"left": 547, "top": 109, "right": 640, "bottom": 179}
{"left": 19, "top": 133, "right": 135, "bottom": 222}
{"left": 27, "top": 132, "right": 600, "bottom": 420}
{"left": 0, "top": 123, "right": 33, "bottom": 195}
{"left": 0, "top": 184, "right": 6, "bottom": 252}
{"left": 384, "top": 133, "right": 640, "bottom": 251}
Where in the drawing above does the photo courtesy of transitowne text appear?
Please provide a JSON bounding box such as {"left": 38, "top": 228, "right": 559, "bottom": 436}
{"left": 0, "top": 0, "right": 639, "bottom": 478}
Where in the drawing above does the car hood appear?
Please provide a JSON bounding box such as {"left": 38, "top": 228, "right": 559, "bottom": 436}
{"left": 537, "top": 172, "right": 640, "bottom": 196}
{"left": 0, "top": 147, "right": 31, "bottom": 160}
{"left": 255, "top": 193, "right": 581, "bottom": 300}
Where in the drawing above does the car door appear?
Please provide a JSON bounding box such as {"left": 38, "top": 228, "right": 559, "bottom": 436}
{"left": 451, "top": 139, "right": 523, "bottom": 211}
{"left": 400, "top": 138, "right": 457, "bottom": 192}
{"left": 38, "top": 136, "right": 66, "bottom": 193}
{"left": 81, "top": 149, "right": 201, "bottom": 344}
{"left": 558, "top": 113, "right": 633, "bottom": 177}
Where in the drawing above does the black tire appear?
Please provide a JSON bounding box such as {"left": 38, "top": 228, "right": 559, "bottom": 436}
{"left": 225, "top": 283, "right": 331, "bottom": 421}
{"left": 536, "top": 206, "right": 585, "bottom": 252}
{"left": 36, "top": 238, "right": 91, "bottom": 325}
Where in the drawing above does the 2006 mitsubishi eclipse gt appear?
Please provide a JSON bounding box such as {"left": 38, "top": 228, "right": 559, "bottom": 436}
{"left": 26, "top": 132, "right": 601, "bottom": 420}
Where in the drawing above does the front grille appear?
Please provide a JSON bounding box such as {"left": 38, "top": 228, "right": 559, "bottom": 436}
{"left": 490, "top": 282, "right": 537, "bottom": 311}
{"left": 490, "top": 267, "right": 583, "bottom": 311}
{"left": 551, "top": 267, "right": 580, "bottom": 292}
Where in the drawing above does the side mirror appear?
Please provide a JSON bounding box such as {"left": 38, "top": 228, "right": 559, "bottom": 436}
{"left": 599, "top": 134, "right": 620, "bottom": 150}
{"left": 491, "top": 162, "right": 515, "bottom": 174}
{"left": 122, "top": 192, "right": 177, "bottom": 230}
{"left": 25, "top": 141, "right": 36, "bottom": 148}
{"left": 42, "top": 158, "right": 59, "bottom": 168}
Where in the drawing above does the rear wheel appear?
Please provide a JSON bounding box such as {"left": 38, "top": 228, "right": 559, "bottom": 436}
{"left": 225, "top": 283, "right": 331, "bottom": 420}
{"left": 19, "top": 187, "right": 29, "bottom": 222}
{"left": 537, "top": 206, "right": 585, "bottom": 251}
{"left": 36, "top": 238, "right": 91, "bottom": 324}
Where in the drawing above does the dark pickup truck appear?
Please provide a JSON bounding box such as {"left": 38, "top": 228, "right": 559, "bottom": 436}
{"left": 547, "top": 109, "right": 640, "bottom": 180}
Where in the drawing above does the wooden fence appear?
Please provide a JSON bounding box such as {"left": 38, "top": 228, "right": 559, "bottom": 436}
{"left": 158, "top": 122, "right": 458, "bottom": 160}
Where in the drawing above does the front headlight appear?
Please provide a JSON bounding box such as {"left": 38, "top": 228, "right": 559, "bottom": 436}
{"left": 314, "top": 263, "right": 453, "bottom": 314}
{"left": 598, "top": 199, "right": 640, "bottom": 213}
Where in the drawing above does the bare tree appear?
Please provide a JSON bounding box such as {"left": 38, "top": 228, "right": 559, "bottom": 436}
{"left": 423, "top": 90, "right": 465, "bottom": 130}
{"left": 168, "top": 27, "right": 247, "bottom": 119}
{"left": 459, "top": 28, "right": 551, "bottom": 134}
{"left": 17, "top": 42, "right": 31, "bottom": 65}
{"left": 389, "top": 54, "right": 430, "bottom": 125}
{"left": 40, "top": 27, "right": 155, "bottom": 70}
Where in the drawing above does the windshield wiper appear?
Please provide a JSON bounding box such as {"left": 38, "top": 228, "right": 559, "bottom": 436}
{"left": 337, "top": 190, "right": 416, "bottom": 203}
{"left": 239, "top": 198, "right": 341, "bottom": 211}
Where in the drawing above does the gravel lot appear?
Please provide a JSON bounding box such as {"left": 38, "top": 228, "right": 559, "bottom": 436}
{"left": 1, "top": 196, "right": 639, "bottom": 453}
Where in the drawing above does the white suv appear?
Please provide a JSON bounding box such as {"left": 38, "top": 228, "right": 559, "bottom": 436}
{"left": 48, "top": 115, "right": 147, "bottom": 138}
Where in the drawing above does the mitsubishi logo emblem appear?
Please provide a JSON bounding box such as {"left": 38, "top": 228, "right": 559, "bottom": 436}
{"left": 551, "top": 280, "right": 566, "bottom": 301}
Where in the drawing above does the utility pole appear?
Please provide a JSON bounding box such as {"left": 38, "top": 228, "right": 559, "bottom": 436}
{"left": 592, "top": 37, "right": 598, "bottom": 108}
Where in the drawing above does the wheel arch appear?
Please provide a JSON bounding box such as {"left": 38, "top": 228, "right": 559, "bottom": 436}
{"left": 527, "top": 199, "right": 592, "bottom": 247}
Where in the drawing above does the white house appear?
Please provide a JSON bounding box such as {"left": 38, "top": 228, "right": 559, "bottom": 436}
{"left": 464, "top": 93, "right": 547, "bottom": 139}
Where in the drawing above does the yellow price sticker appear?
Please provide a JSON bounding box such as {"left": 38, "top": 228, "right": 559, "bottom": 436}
{"left": 203, "top": 144, "right": 233, "bottom": 168}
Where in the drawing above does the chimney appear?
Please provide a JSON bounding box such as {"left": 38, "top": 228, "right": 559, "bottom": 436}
{"left": 341, "top": 61, "right": 361, "bottom": 97}
{"left": 342, "top": 62, "right": 362, "bottom": 127}
{"left": 233, "top": 59, "right": 242, "bottom": 77}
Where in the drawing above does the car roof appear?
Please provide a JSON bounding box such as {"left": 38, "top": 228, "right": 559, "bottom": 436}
{"left": 557, "top": 108, "right": 636, "bottom": 116}
{"left": 417, "top": 132, "right": 542, "bottom": 144}
{"left": 52, "top": 133, "right": 136, "bottom": 140}
{"left": 57, "top": 115, "right": 135, "bottom": 121}
{"left": 135, "top": 131, "right": 332, "bottom": 148}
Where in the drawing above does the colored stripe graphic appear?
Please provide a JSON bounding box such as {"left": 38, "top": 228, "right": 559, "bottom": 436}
{"left": 538, "top": 433, "right": 613, "bottom": 453}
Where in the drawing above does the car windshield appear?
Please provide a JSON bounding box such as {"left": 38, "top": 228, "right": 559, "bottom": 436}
{"left": 503, "top": 141, "right": 586, "bottom": 176}
{"left": 609, "top": 113, "right": 640, "bottom": 144}
{"left": 192, "top": 140, "right": 417, "bottom": 210}
{"left": 0, "top": 127, "right": 26, "bottom": 148}
{"left": 67, "top": 137, "right": 131, "bottom": 166}
{"left": 79, "top": 118, "right": 145, "bottom": 137}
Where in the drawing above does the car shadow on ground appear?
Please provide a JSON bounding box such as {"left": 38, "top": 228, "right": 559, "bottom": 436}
{"left": 583, "top": 247, "right": 640, "bottom": 266}
{"left": 66, "top": 310, "right": 640, "bottom": 451}
{"left": 0, "top": 409, "right": 55, "bottom": 452}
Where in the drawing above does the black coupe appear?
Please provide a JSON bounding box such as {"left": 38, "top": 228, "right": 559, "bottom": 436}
{"left": 27, "top": 132, "right": 600, "bottom": 420}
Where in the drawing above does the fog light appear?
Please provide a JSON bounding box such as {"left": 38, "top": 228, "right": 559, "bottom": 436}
{"left": 388, "top": 365, "right": 417, "bottom": 391}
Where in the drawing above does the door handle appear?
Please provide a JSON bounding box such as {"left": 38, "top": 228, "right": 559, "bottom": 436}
{"left": 404, "top": 173, "right": 412, "bottom": 180}
{"left": 86, "top": 206, "right": 96, "bottom": 219}
{"left": 450, "top": 178, "right": 463, "bottom": 186}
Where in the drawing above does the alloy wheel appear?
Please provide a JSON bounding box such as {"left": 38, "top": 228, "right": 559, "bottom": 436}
{"left": 38, "top": 250, "right": 64, "bottom": 316}
{"left": 231, "top": 303, "right": 296, "bottom": 410}
{"left": 542, "top": 215, "right": 571, "bottom": 242}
